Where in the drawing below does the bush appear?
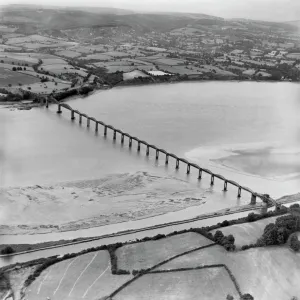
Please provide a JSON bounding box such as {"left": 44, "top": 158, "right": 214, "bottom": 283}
{"left": 1, "top": 246, "right": 15, "bottom": 255}
{"left": 289, "top": 233, "right": 300, "bottom": 252}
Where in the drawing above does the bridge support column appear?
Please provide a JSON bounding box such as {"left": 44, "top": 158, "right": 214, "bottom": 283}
{"left": 165, "top": 155, "right": 169, "bottom": 165}
{"left": 187, "top": 164, "right": 190, "bottom": 174}
{"left": 129, "top": 138, "right": 132, "bottom": 148}
{"left": 46, "top": 98, "right": 49, "bottom": 108}
{"left": 57, "top": 104, "right": 62, "bottom": 114}
{"left": 104, "top": 126, "right": 107, "bottom": 136}
{"left": 137, "top": 142, "right": 141, "bottom": 152}
{"left": 238, "top": 187, "right": 242, "bottom": 198}
{"left": 113, "top": 130, "right": 116, "bottom": 141}
{"left": 121, "top": 134, "right": 124, "bottom": 144}
{"left": 95, "top": 122, "right": 98, "bottom": 132}
{"left": 79, "top": 115, "right": 82, "bottom": 124}
{"left": 251, "top": 194, "right": 257, "bottom": 205}
{"left": 210, "top": 175, "right": 215, "bottom": 186}
{"left": 156, "top": 150, "right": 159, "bottom": 160}
{"left": 71, "top": 110, "right": 75, "bottom": 120}
{"left": 146, "top": 146, "right": 150, "bottom": 156}
{"left": 176, "top": 159, "right": 179, "bottom": 169}
{"left": 223, "top": 181, "right": 228, "bottom": 191}
{"left": 87, "top": 118, "right": 90, "bottom": 128}
{"left": 198, "top": 169, "right": 202, "bottom": 179}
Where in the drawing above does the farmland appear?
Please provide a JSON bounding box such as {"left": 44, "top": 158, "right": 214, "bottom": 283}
{"left": 210, "top": 216, "right": 282, "bottom": 248}
{"left": 113, "top": 268, "right": 240, "bottom": 300}
{"left": 0, "top": 67, "right": 40, "bottom": 86}
{"left": 123, "top": 70, "right": 149, "bottom": 80}
{"left": 116, "top": 232, "right": 214, "bottom": 271}
{"left": 26, "top": 250, "right": 132, "bottom": 300}
{"left": 155, "top": 245, "right": 300, "bottom": 300}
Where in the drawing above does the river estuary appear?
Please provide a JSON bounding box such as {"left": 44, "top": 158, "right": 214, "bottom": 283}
{"left": 0, "top": 81, "right": 300, "bottom": 265}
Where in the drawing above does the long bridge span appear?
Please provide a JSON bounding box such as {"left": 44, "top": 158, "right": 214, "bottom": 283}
{"left": 47, "top": 99, "right": 279, "bottom": 209}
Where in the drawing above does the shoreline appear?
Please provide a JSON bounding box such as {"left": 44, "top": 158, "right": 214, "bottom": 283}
{"left": 1, "top": 78, "right": 298, "bottom": 110}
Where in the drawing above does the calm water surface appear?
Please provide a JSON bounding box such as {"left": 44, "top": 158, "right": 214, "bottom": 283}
{"left": 1, "top": 81, "right": 299, "bottom": 198}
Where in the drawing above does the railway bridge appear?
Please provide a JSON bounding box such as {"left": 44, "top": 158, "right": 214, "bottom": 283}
{"left": 48, "top": 99, "right": 280, "bottom": 209}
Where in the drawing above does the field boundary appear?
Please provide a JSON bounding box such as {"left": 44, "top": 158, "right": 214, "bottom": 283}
{"left": 149, "top": 264, "right": 242, "bottom": 296}
{"left": 106, "top": 243, "right": 217, "bottom": 299}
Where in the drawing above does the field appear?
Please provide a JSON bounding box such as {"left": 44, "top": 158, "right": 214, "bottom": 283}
{"left": 0, "top": 67, "right": 40, "bottom": 86}
{"left": 79, "top": 53, "right": 112, "bottom": 61}
{"left": 148, "top": 70, "right": 171, "bottom": 76}
{"left": 55, "top": 50, "right": 82, "bottom": 58}
{"left": 158, "top": 65, "right": 203, "bottom": 75}
{"left": 123, "top": 70, "right": 149, "bottom": 80}
{"left": 287, "top": 53, "right": 300, "bottom": 59}
{"left": 26, "top": 250, "right": 132, "bottom": 300}
{"left": 39, "top": 64, "right": 88, "bottom": 77}
{"left": 116, "top": 232, "right": 214, "bottom": 271}
{"left": 154, "top": 58, "right": 185, "bottom": 65}
{"left": 113, "top": 268, "right": 240, "bottom": 300}
{"left": 103, "top": 51, "right": 129, "bottom": 57}
{"left": 21, "top": 81, "right": 71, "bottom": 94}
{"left": 210, "top": 216, "right": 280, "bottom": 248}
{"left": 155, "top": 244, "right": 300, "bottom": 300}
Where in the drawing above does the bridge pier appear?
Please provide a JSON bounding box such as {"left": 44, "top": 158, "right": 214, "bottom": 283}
{"left": 113, "top": 130, "right": 116, "bottom": 141}
{"left": 251, "top": 194, "right": 257, "bottom": 205}
{"left": 198, "top": 169, "right": 202, "bottom": 179}
{"left": 87, "top": 118, "right": 90, "bottom": 127}
{"left": 223, "top": 181, "right": 228, "bottom": 191}
{"left": 176, "top": 159, "right": 179, "bottom": 169}
{"left": 71, "top": 110, "right": 75, "bottom": 120}
{"left": 79, "top": 114, "right": 82, "bottom": 124}
{"left": 210, "top": 175, "right": 215, "bottom": 186}
{"left": 57, "top": 104, "right": 62, "bottom": 114}
{"left": 146, "top": 146, "right": 150, "bottom": 156}
{"left": 95, "top": 122, "right": 98, "bottom": 132}
{"left": 104, "top": 126, "right": 107, "bottom": 136}
{"left": 129, "top": 138, "right": 132, "bottom": 148}
{"left": 46, "top": 98, "right": 49, "bottom": 108}
{"left": 121, "top": 134, "right": 124, "bottom": 144}
{"left": 187, "top": 164, "right": 190, "bottom": 174}
{"left": 156, "top": 150, "right": 159, "bottom": 160}
{"left": 238, "top": 187, "right": 242, "bottom": 198}
{"left": 137, "top": 142, "right": 141, "bottom": 152}
{"left": 165, "top": 154, "right": 169, "bottom": 165}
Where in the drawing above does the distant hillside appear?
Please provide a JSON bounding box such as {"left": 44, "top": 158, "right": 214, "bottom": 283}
{"left": 285, "top": 20, "right": 300, "bottom": 29}
{"left": 0, "top": 4, "right": 297, "bottom": 33}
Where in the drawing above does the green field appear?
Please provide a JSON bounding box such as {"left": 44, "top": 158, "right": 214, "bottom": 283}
{"left": 26, "top": 250, "right": 132, "bottom": 300}
{"left": 210, "top": 216, "right": 280, "bottom": 248}
{"left": 116, "top": 232, "right": 214, "bottom": 272}
{"left": 0, "top": 67, "right": 40, "bottom": 86}
{"left": 155, "top": 244, "right": 300, "bottom": 300}
{"left": 113, "top": 267, "right": 240, "bottom": 300}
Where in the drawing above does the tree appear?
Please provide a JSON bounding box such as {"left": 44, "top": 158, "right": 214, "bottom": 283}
{"left": 227, "top": 294, "right": 234, "bottom": 300}
{"left": 12, "top": 67, "right": 17, "bottom": 71}
{"left": 1, "top": 246, "right": 14, "bottom": 255}
{"left": 289, "top": 233, "right": 300, "bottom": 252}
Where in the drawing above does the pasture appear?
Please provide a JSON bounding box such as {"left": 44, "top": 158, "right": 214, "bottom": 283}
{"left": 116, "top": 232, "right": 214, "bottom": 272}
{"left": 210, "top": 216, "right": 280, "bottom": 248}
{"left": 39, "top": 64, "right": 88, "bottom": 77}
{"left": 154, "top": 58, "right": 185, "bottom": 65}
{"left": 55, "top": 50, "right": 82, "bottom": 58}
{"left": 148, "top": 70, "right": 171, "bottom": 76}
{"left": 156, "top": 244, "right": 300, "bottom": 300}
{"left": 79, "top": 53, "right": 112, "bottom": 61}
{"left": 123, "top": 70, "right": 149, "bottom": 80}
{"left": 21, "top": 81, "right": 71, "bottom": 94}
{"left": 103, "top": 51, "right": 130, "bottom": 57}
{"left": 287, "top": 53, "right": 300, "bottom": 59}
{"left": 158, "top": 65, "right": 203, "bottom": 75}
{"left": 113, "top": 268, "right": 239, "bottom": 300}
{"left": 26, "top": 250, "right": 132, "bottom": 300}
{"left": 0, "top": 67, "right": 40, "bottom": 86}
